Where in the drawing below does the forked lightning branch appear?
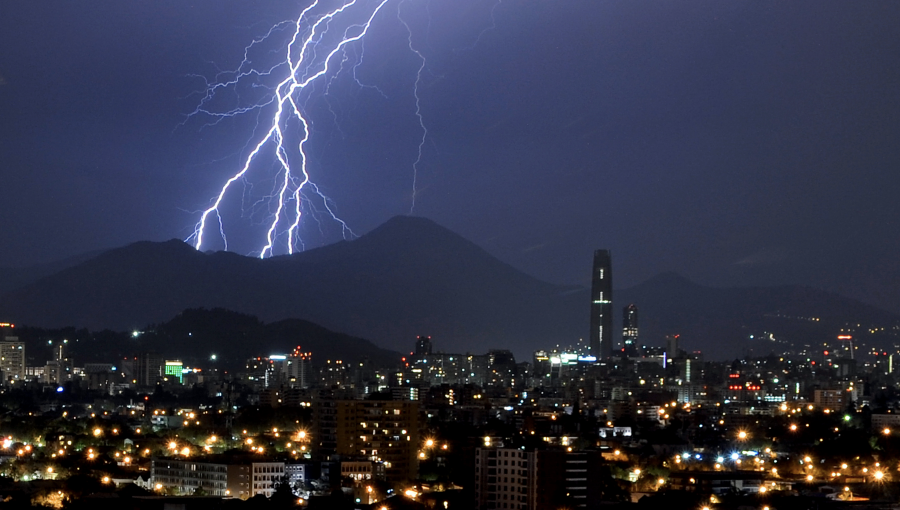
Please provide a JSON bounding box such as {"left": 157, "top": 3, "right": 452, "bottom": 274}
{"left": 186, "top": 0, "right": 430, "bottom": 258}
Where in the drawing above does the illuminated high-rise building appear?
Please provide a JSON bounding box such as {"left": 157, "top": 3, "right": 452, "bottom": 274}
{"left": 0, "top": 339, "right": 25, "bottom": 384}
{"left": 622, "top": 304, "right": 639, "bottom": 357}
{"left": 314, "top": 399, "right": 421, "bottom": 488}
{"left": 0, "top": 323, "right": 23, "bottom": 384}
{"left": 286, "top": 346, "right": 313, "bottom": 389}
{"left": 589, "top": 249, "right": 613, "bottom": 359}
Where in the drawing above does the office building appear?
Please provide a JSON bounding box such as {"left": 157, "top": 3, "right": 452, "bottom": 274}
{"left": 249, "top": 462, "right": 286, "bottom": 498}
{"left": 134, "top": 352, "right": 164, "bottom": 387}
{"left": 589, "top": 249, "right": 613, "bottom": 359}
{"left": 164, "top": 360, "right": 184, "bottom": 383}
{"left": 622, "top": 304, "right": 638, "bottom": 357}
{"left": 151, "top": 458, "right": 230, "bottom": 496}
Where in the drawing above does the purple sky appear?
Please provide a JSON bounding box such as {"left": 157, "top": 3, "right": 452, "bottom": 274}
{"left": 0, "top": 0, "right": 898, "bottom": 313}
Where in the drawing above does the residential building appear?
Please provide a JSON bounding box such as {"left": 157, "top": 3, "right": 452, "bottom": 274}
{"left": 474, "top": 447, "right": 607, "bottom": 510}
{"left": 474, "top": 447, "right": 536, "bottom": 510}
{"left": 0, "top": 338, "right": 25, "bottom": 383}
{"left": 326, "top": 399, "right": 422, "bottom": 487}
{"left": 151, "top": 459, "right": 284, "bottom": 499}
{"left": 814, "top": 389, "right": 845, "bottom": 411}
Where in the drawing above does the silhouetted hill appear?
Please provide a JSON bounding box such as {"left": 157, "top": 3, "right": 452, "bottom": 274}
{"left": 1, "top": 217, "right": 897, "bottom": 360}
{"left": 0, "top": 217, "right": 587, "bottom": 356}
{"left": 617, "top": 273, "right": 900, "bottom": 359}
{"left": 0, "top": 249, "right": 105, "bottom": 295}
{"left": 16, "top": 308, "right": 401, "bottom": 369}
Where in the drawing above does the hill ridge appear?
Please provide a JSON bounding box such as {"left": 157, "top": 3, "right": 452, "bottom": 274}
{"left": 1, "top": 216, "right": 897, "bottom": 359}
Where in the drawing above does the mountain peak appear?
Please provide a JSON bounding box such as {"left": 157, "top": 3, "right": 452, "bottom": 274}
{"left": 361, "top": 215, "right": 467, "bottom": 246}
{"left": 0, "top": 215, "right": 581, "bottom": 357}
{"left": 110, "top": 238, "right": 198, "bottom": 257}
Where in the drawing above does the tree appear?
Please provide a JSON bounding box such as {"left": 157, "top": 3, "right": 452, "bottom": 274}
{"left": 270, "top": 475, "right": 296, "bottom": 506}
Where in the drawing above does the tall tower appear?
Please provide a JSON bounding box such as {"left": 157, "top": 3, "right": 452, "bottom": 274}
{"left": 589, "top": 249, "right": 613, "bottom": 360}
{"left": 622, "top": 304, "right": 639, "bottom": 357}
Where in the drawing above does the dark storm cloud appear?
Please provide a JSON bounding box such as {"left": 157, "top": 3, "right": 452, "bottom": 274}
{"left": 0, "top": 0, "right": 898, "bottom": 313}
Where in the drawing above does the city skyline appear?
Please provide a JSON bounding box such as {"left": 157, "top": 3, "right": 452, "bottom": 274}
{"left": 0, "top": 0, "right": 898, "bottom": 497}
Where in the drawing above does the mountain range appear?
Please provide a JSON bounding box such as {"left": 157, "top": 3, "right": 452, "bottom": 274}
{"left": 0, "top": 216, "right": 897, "bottom": 360}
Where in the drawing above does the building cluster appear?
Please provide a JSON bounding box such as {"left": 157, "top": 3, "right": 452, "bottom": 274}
{"left": 0, "top": 251, "right": 899, "bottom": 509}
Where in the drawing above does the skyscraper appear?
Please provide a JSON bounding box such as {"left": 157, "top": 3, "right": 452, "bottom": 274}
{"left": 589, "top": 249, "right": 612, "bottom": 359}
{"left": 622, "top": 304, "right": 639, "bottom": 357}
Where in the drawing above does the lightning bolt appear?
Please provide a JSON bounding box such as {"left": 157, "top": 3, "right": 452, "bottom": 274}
{"left": 187, "top": 0, "right": 406, "bottom": 257}
{"left": 185, "top": 0, "right": 498, "bottom": 257}
{"left": 398, "top": 1, "right": 427, "bottom": 215}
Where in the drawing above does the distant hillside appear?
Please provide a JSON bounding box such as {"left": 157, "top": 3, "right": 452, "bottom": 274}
{"left": 0, "top": 217, "right": 587, "bottom": 356}
{"left": 15, "top": 308, "right": 401, "bottom": 370}
{"left": 0, "top": 216, "right": 897, "bottom": 360}
{"left": 0, "top": 249, "right": 105, "bottom": 295}
{"left": 616, "top": 273, "right": 900, "bottom": 359}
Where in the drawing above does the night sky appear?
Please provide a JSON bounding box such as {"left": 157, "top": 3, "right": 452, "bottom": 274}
{"left": 1, "top": 1, "right": 899, "bottom": 313}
